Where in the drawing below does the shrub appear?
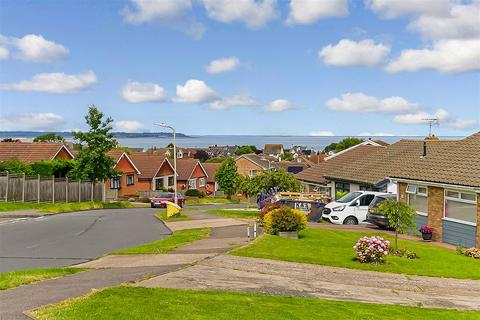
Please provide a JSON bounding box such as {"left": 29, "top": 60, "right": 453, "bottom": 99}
{"left": 257, "top": 202, "right": 281, "bottom": 223}
{"left": 263, "top": 206, "right": 307, "bottom": 235}
{"left": 353, "top": 236, "right": 390, "bottom": 263}
{"left": 457, "top": 246, "right": 480, "bottom": 259}
{"left": 185, "top": 189, "right": 205, "bottom": 198}
{"left": 141, "top": 197, "right": 151, "bottom": 203}
{"left": 394, "top": 248, "right": 418, "bottom": 259}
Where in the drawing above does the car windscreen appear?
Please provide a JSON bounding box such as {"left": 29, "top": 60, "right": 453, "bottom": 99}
{"left": 157, "top": 193, "right": 173, "bottom": 198}
{"left": 336, "top": 192, "right": 362, "bottom": 203}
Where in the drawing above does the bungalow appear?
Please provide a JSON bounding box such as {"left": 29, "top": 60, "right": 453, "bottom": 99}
{"left": 263, "top": 144, "right": 284, "bottom": 158}
{"left": 388, "top": 133, "right": 480, "bottom": 248}
{"left": 295, "top": 141, "right": 386, "bottom": 197}
{"left": 175, "top": 159, "right": 209, "bottom": 193}
{"left": 235, "top": 154, "right": 277, "bottom": 177}
{"left": 203, "top": 162, "right": 221, "bottom": 194}
{"left": 129, "top": 152, "right": 174, "bottom": 191}
{"left": 0, "top": 142, "right": 75, "bottom": 162}
{"left": 106, "top": 151, "right": 141, "bottom": 197}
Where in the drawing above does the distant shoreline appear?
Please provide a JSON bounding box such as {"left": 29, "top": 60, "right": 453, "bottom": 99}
{"left": 0, "top": 131, "right": 191, "bottom": 139}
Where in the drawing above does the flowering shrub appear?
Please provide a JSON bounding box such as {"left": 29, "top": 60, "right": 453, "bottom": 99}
{"left": 353, "top": 236, "right": 390, "bottom": 263}
{"left": 419, "top": 225, "right": 434, "bottom": 234}
{"left": 257, "top": 202, "right": 281, "bottom": 223}
{"left": 263, "top": 206, "right": 307, "bottom": 235}
{"left": 457, "top": 246, "right": 480, "bottom": 259}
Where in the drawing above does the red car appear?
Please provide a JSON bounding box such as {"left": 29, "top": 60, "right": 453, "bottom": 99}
{"left": 150, "top": 193, "right": 185, "bottom": 208}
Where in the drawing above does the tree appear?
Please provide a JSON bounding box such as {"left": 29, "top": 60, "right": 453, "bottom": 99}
{"left": 378, "top": 199, "right": 417, "bottom": 252}
{"left": 33, "top": 133, "right": 65, "bottom": 142}
{"left": 166, "top": 143, "right": 174, "bottom": 148}
{"left": 235, "top": 145, "right": 258, "bottom": 155}
{"left": 30, "top": 159, "right": 75, "bottom": 177}
{"left": 69, "top": 105, "right": 119, "bottom": 181}
{"left": 239, "top": 169, "right": 300, "bottom": 196}
{"left": 280, "top": 151, "right": 294, "bottom": 161}
{"left": 0, "top": 160, "right": 33, "bottom": 175}
{"left": 323, "top": 137, "right": 364, "bottom": 153}
{"left": 215, "top": 157, "right": 239, "bottom": 198}
{"left": 205, "top": 157, "right": 224, "bottom": 163}
{"left": 194, "top": 150, "right": 210, "bottom": 162}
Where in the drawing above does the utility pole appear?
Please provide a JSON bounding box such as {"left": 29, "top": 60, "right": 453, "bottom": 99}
{"left": 154, "top": 123, "right": 178, "bottom": 205}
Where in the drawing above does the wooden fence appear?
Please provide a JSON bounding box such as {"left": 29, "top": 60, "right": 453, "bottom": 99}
{"left": 0, "top": 172, "right": 105, "bottom": 203}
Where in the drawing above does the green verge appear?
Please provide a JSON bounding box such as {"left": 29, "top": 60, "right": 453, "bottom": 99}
{"left": 206, "top": 209, "right": 259, "bottom": 219}
{"left": 0, "top": 268, "right": 86, "bottom": 290}
{"left": 110, "top": 228, "right": 210, "bottom": 254}
{"left": 32, "top": 286, "right": 480, "bottom": 320}
{"left": 185, "top": 197, "right": 243, "bottom": 206}
{"left": 154, "top": 210, "right": 191, "bottom": 222}
{"left": 0, "top": 201, "right": 132, "bottom": 213}
{"left": 232, "top": 228, "right": 480, "bottom": 280}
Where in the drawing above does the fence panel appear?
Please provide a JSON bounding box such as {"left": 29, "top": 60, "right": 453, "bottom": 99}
{"left": 39, "top": 177, "right": 53, "bottom": 203}
{"left": 80, "top": 181, "right": 92, "bottom": 202}
{"left": 24, "top": 175, "right": 39, "bottom": 202}
{"left": 68, "top": 181, "right": 80, "bottom": 203}
{"left": 55, "top": 178, "right": 67, "bottom": 203}
{"left": 7, "top": 174, "right": 23, "bottom": 202}
{"left": 0, "top": 173, "right": 7, "bottom": 202}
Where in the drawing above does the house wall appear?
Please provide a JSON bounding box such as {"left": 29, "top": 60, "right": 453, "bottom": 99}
{"left": 477, "top": 196, "right": 480, "bottom": 247}
{"left": 106, "top": 156, "right": 138, "bottom": 197}
{"left": 137, "top": 179, "right": 152, "bottom": 191}
{"left": 236, "top": 158, "right": 263, "bottom": 177}
{"left": 427, "top": 186, "right": 444, "bottom": 242}
{"left": 177, "top": 164, "right": 208, "bottom": 193}
{"left": 442, "top": 220, "right": 477, "bottom": 248}
{"left": 398, "top": 182, "right": 407, "bottom": 203}
{"left": 54, "top": 148, "right": 74, "bottom": 160}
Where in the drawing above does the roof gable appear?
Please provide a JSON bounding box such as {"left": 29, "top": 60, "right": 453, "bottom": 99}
{"left": 0, "top": 142, "right": 75, "bottom": 163}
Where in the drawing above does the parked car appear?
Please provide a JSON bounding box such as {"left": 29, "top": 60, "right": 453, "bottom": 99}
{"left": 322, "top": 191, "right": 390, "bottom": 225}
{"left": 366, "top": 194, "right": 397, "bottom": 228}
{"left": 150, "top": 193, "right": 185, "bottom": 208}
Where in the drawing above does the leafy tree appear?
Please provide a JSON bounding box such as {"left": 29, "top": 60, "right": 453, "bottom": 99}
{"left": 378, "top": 199, "right": 417, "bottom": 252}
{"left": 280, "top": 151, "right": 294, "bottom": 161}
{"left": 166, "top": 143, "right": 174, "bottom": 148}
{"left": 323, "top": 137, "right": 364, "bottom": 153}
{"left": 33, "top": 133, "right": 65, "bottom": 142}
{"left": 1, "top": 138, "right": 20, "bottom": 142}
{"left": 239, "top": 169, "right": 300, "bottom": 196}
{"left": 69, "top": 105, "right": 119, "bottom": 181}
{"left": 30, "top": 159, "right": 75, "bottom": 177}
{"left": 0, "top": 160, "right": 33, "bottom": 175}
{"left": 205, "top": 157, "right": 224, "bottom": 163}
{"left": 194, "top": 150, "right": 210, "bottom": 162}
{"left": 235, "top": 145, "right": 258, "bottom": 155}
{"left": 215, "top": 157, "right": 239, "bottom": 198}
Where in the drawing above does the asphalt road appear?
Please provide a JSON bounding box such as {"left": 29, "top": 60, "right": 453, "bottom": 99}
{"left": 0, "top": 208, "right": 171, "bottom": 273}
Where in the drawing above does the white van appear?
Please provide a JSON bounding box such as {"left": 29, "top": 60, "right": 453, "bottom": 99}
{"left": 322, "top": 191, "right": 391, "bottom": 225}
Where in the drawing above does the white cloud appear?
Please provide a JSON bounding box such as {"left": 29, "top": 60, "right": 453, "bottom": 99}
{"left": 365, "top": 0, "right": 451, "bottom": 19}
{"left": 113, "top": 120, "right": 145, "bottom": 132}
{"left": 206, "top": 56, "right": 240, "bottom": 73}
{"left": 393, "top": 108, "right": 477, "bottom": 130}
{"left": 319, "top": 39, "right": 390, "bottom": 66}
{"left": 209, "top": 95, "right": 257, "bottom": 109}
{"left": 386, "top": 39, "right": 480, "bottom": 73}
{"left": 202, "top": 0, "right": 277, "bottom": 29}
{"left": 326, "top": 93, "right": 417, "bottom": 113}
{"left": 0, "top": 113, "right": 64, "bottom": 131}
{"left": 121, "top": 81, "right": 167, "bottom": 103}
{"left": 122, "top": 0, "right": 205, "bottom": 39}
{"left": 358, "top": 132, "right": 395, "bottom": 136}
{"left": 264, "top": 99, "right": 301, "bottom": 112}
{"left": 309, "top": 130, "right": 335, "bottom": 136}
{"left": 0, "top": 71, "right": 97, "bottom": 94}
{"left": 173, "top": 79, "right": 217, "bottom": 104}
{"left": 0, "top": 34, "right": 68, "bottom": 63}
{"left": 287, "top": 0, "right": 348, "bottom": 25}
{"left": 0, "top": 47, "right": 9, "bottom": 60}
{"left": 408, "top": 2, "right": 480, "bottom": 40}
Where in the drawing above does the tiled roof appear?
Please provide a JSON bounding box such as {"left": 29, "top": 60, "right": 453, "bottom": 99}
{"left": 295, "top": 145, "right": 384, "bottom": 184}
{"left": 203, "top": 163, "right": 221, "bottom": 182}
{"left": 263, "top": 144, "right": 283, "bottom": 155}
{"left": 129, "top": 152, "right": 166, "bottom": 179}
{"left": 0, "top": 142, "right": 74, "bottom": 163}
{"left": 372, "top": 139, "right": 390, "bottom": 146}
{"left": 106, "top": 150, "right": 125, "bottom": 162}
{"left": 175, "top": 159, "right": 206, "bottom": 180}
{"left": 236, "top": 154, "right": 276, "bottom": 170}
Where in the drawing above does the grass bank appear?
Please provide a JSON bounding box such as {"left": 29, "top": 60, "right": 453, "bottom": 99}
{"left": 185, "top": 197, "right": 244, "bottom": 206}
{"left": 33, "top": 286, "right": 480, "bottom": 320}
{"left": 0, "top": 268, "right": 86, "bottom": 290}
{"left": 207, "top": 209, "right": 259, "bottom": 219}
{"left": 232, "top": 228, "right": 480, "bottom": 280}
{"left": 154, "top": 210, "right": 191, "bottom": 222}
{"left": 110, "top": 228, "right": 210, "bottom": 254}
{"left": 0, "top": 201, "right": 132, "bottom": 213}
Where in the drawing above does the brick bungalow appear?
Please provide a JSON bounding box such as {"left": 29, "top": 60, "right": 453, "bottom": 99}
{"left": 0, "top": 142, "right": 75, "bottom": 162}
{"left": 106, "top": 151, "right": 141, "bottom": 197}
{"left": 389, "top": 133, "right": 480, "bottom": 248}
{"left": 175, "top": 159, "right": 209, "bottom": 194}
{"left": 203, "top": 162, "right": 221, "bottom": 194}
{"left": 129, "top": 153, "right": 173, "bottom": 191}
{"left": 235, "top": 154, "right": 277, "bottom": 177}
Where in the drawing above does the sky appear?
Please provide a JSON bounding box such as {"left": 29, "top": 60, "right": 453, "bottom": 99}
{"left": 0, "top": 0, "right": 479, "bottom": 136}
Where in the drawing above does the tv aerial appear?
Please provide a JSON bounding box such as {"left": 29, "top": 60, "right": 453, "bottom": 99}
{"left": 422, "top": 118, "right": 439, "bottom": 137}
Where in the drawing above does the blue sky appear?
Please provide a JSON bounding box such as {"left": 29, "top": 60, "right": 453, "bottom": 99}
{"left": 0, "top": 0, "right": 479, "bottom": 136}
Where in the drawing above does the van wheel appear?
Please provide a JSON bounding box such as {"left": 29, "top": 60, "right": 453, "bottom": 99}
{"left": 343, "top": 216, "right": 358, "bottom": 225}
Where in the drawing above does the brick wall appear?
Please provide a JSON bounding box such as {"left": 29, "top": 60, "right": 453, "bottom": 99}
{"left": 477, "top": 196, "right": 480, "bottom": 248}
{"left": 427, "top": 186, "right": 444, "bottom": 242}
{"left": 397, "top": 182, "right": 407, "bottom": 203}
{"left": 236, "top": 158, "right": 262, "bottom": 177}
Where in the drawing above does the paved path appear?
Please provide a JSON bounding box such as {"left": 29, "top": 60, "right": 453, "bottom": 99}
{"left": 0, "top": 208, "right": 171, "bottom": 272}
{"left": 138, "top": 254, "right": 480, "bottom": 311}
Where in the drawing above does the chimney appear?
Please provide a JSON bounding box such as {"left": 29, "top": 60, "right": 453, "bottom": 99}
{"left": 422, "top": 141, "right": 427, "bottom": 158}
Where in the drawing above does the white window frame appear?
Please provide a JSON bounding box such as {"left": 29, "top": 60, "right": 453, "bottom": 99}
{"left": 443, "top": 189, "right": 477, "bottom": 226}
{"left": 188, "top": 178, "right": 197, "bottom": 189}
{"left": 199, "top": 177, "right": 205, "bottom": 187}
{"left": 248, "top": 169, "right": 257, "bottom": 177}
{"left": 407, "top": 184, "right": 428, "bottom": 216}
{"left": 126, "top": 174, "right": 134, "bottom": 186}
{"left": 110, "top": 176, "right": 121, "bottom": 189}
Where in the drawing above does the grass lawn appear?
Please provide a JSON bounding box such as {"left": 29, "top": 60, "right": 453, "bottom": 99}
{"left": 0, "top": 268, "right": 86, "bottom": 290}
{"left": 154, "top": 210, "right": 191, "bottom": 222}
{"left": 232, "top": 228, "right": 480, "bottom": 280}
{"left": 0, "top": 201, "right": 131, "bottom": 213}
{"left": 206, "top": 209, "right": 259, "bottom": 219}
{"left": 185, "top": 197, "right": 244, "bottom": 206}
{"left": 110, "top": 228, "right": 210, "bottom": 254}
{"left": 32, "top": 286, "right": 480, "bottom": 320}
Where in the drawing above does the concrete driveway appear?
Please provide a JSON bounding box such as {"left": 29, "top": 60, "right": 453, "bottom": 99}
{"left": 0, "top": 208, "right": 171, "bottom": 273}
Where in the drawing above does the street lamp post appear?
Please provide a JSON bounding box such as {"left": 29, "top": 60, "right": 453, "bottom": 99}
{"left": 154, "top": 123, "right": 177, "bottom": 205}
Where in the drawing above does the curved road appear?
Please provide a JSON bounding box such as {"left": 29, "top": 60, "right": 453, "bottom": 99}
{"left": 0, "top": 208, "right": 171, "bottom": 273}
